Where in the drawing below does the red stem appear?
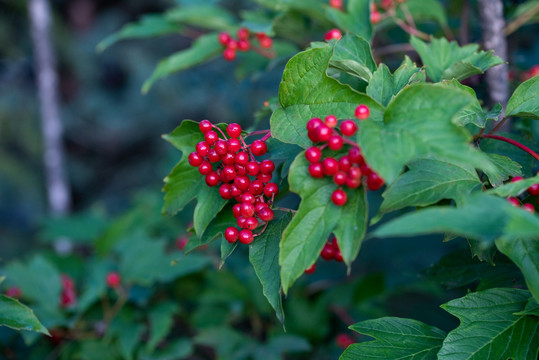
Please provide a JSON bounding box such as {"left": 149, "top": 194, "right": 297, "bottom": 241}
{"left": 260, "top": 131, "right": 272, "bottom": 142}
{"left": 212, "top": 125, "right": 228, "bottom": 140}
{"left": 244, "top": 129, "right": 270, "bottom": 138}
{"left": 477, "top": 134, "right": 539, "bottom": 161}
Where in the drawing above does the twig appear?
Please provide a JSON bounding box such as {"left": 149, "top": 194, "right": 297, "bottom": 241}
{"left": 459, "top": 0, "right": 470, "bottom": 45}
{"left": 487, "top": 117, "right": 509, "bottom": 134}
{"left": 393, "top": 17, "right": 431, "bottom": 41}
{"left": 273, "top": 207, "right": 297, "bottom": 214}
{"left": 505, "top": 3, "right": 539, "bottom": 35}
{"left": 475, "top": 134, "right": 539, "bottom": 161}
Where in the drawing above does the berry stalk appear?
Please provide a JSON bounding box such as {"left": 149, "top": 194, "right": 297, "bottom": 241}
{"left": 476, "top": 134, "right": 539, "bottom": 161}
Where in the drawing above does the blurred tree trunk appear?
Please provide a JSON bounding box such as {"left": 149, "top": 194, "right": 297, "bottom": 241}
{"left": 28, "top": 0, "right": 71, "bottom": 216}
{"left": 477, "top": 0, "right": 510, "bottom": 129}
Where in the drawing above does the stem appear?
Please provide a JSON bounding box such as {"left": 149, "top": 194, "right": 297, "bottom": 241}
{"left": 459, "top": 0, "right": 470, "bottom": 45}
{"left": 212, "top": 124, "right": 228, "bottom": 140}
{"left": 487, "top": 117, "right": 509, "bottom": 134}
{"left": 260, "top": 131, "right": 272, "bottom": 142}
{"left": 393, "top": 17, "right": 431, "bottom": 41}
{"left": 273, "top": 206, "right": 297, "bottom": 214}
{"left": 244, "top": 129, "right": 270, "bottom": 138}
{"left": 399, "top": 3, "right": 417, "bottom": 30}
{"left": 342, "top": 138, "right": 358, "bottom": 147}
{"left": 476, "top": 134, "right": 539, "bottom": 161}
{"left": 505, "top": 3, "right": 539, "bottom": 36}
{"left": 239, "top": 135, "right": 255, "bottom": 161}
{"left": 250, "top": 45, "right": 276, "bottom": 59}
{"left": 253, "top": 221, "right": 270, "bottom": 237}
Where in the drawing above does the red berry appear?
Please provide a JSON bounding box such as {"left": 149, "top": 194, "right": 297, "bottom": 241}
{"left": 307, "top": 118, "right": 324, "bottom": 132}
{"left": 345, "top": 176, "right": 361, "bottom": 189}
{"left": 228, "top": 40, "right": 238, "bottom": 50}
{"left": 219, "top": 184, "right": 233, "bottom": 199}
{"left": 339, "top": 156, "right": 351, "bottom": 172}
{"left": 227, "top": 138, "right": 242, "bottom": 153}
{"left": 239, "top": 229, "right": 254, "bottom": 244}
{"left": 241, "top": 192, "right": 256, "bottom": 204}
{"left": 336, "top": 333, "right": 355, "bottom": 349}
{"left": 237, "top": 27, "right": 250, "bottom": 40}
{"left": 222, "top": 153, "right": 236, "bottom": 165}
{"left": 207, "top": 148, "right": 221, "bottom": 163}
{"left": 246, "top": 161, "right": 260, "bottom": 176}
{"left": 60, "top": 287, "right": 77, "bottom": 307}
{"left": 334, "top": 250, "right": 343, "bottom": 262}
{"left": 355, "top": 105, "right": 370, "bottom": 120}
{"left": 235, "top": 152, "right": 249, "bottom": 165}
{"left": 6, "top": 287, "right": 21, "bottom": 299}
{"left": 257, "top": 34, "right": 272, "bottom": 48}
{"left": 323, "top": 157, "right": 339, "bottom": 175}
{"left": 316, "top": 125, "right": 332, "bottom": 142}
{"left": 367, "top": 172, "right": 384, "bottom": 191}
{"left": 199, "top": 161, "right": 213, "bottom": 175}
{"left": 507, "top": 197, "right": 520, "bottom": 207}
{"left": 348, "top": 147, "right": 364, "bottom": 164}
{"left": 305, "top": 147, "right": 322, "bottom": 163}
{"left": 241, "top": 203, "right": 256, "bottom": 218}
{"left": 360, "top": 164, "right": 372, "bottom": 176}
{"left": 225, "top": 227, "right": 239, "bottom": 243}
{"left": 321, "top": 243, "right": 334, "bottom": 260}
{"left": 176, "top": 236, "right": 189, "bottom": 250}
{"left": 237, "top": 216, "right": 247, "bottom": 228}
{"left": 233, "top": 204, "right": 242, "bottom": 218}
{"left": 325, "top": 115, "right": 338, "bottom": 128}
{"left": 511, "top": 176, "right": 524, "bottom": 183}
{"left": 331, "top": 189, "right": 347, "bottom": 206}
{"left": 204, "top": 130, "right": 219, "bottom": 145}
{"left": 309, "top": 163, "right": 324, "bottom": 178}
{"left": 340, "top": 120, "right": 357, "bottom": 137}
{"left": 218, "top": 32, "right": 231, "bottom": 46}
{"left": 237, "top": 39, "right": 250, "bottom": 51}
{"left": 188, "top": 152, "right": 203, "bottom": 167}
{"left": 61, "top": 275, "right": 75, "bottom": 289}
{"left": 199, "top": 120, "right": 212, "bottom": 133}
{"left": 348, "top": 166, "right": 362, "bottom": 180}
{"left": 214, "top": 140, "right": 228, "bottom": 155}
{"left": 196, "top": 141, "right": 210, "bottom": 156}
{"left": 255, "top": 202, "right": 269, "bottom": 213}
{"left": 522, "top": 203, "right": 535, "bottom": 213}
{"left": 260, "top": 160, "right": 275, "bottom": 175}
{"left": 235, "top": 164, "right": 247, "bottom": 176}
{"left": 258, "top": 207, "right": 274, "bottom": 222}
{"left": 333, "top": 171, "right": 347, "bottom": 186}
{"left": 328, "top": 135, "right": 343, "bottom": 150}
{"left": 234, "top": 176, "right": 251, "bottom": 191}
{"left": 324, "top": 29, "right": 342, "bottom": 41}
{"left": 257, "top": 173, "right": 273, "bottom": 183}
{"left": 528, "top": 183, "right": 539, "bottom": 196}
{"left": 220, "top": 166, "right": 236, "bottom": 182}
{"left": 245, "top": 217, "right": 259, "bottom": 230}
{"left": 227, "top": 123, "right": 242, "bottom": 138}
{"left": 264, "top": 182, "right": 279, "bottom": 197}
{"left": 329, "top": 0, "right": 343, "bottom": 10}
{"left": 304, "top": 263, "right": 316, "bottom": 274}
{"left": 371, "top": 11, "right": 381, "bottom": 24}
{"left": 223, "top": 48, "right": 236, "bottom": 61}
{"left": 308, "top": 130, "right": 319, "bottom": 143}
{"left": 251, "top": 140, "right": 267, "bottom": 156}
{"left": 249, "top": 180, "right": 264, "bottom": 195}
{"left": 205, "top": 172, "right": 220, "bottom": 187}
{"left": 106, "top": 272, "right": 121, "bottom": 288}
{"left": 231, "top": 184, "right": 242, "bottom": 197}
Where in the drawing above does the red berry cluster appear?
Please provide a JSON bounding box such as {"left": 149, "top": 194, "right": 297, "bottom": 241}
{"left": 304, "top": 105, "right": 384, "bottom": 207}
{"left": 218, "top": 28, "right": 273, "bottom": 62}
{"left": 60, "top": 274, "right": 77, "bottom": 308}
{"left": 188, "top": 120, "right": 278, "bottom": 245}
{"left": 506, "top": 175, "right": 539, "bottom": 214}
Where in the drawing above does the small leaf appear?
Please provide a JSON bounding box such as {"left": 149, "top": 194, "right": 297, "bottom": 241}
{"left": 483, "top": 153, "right": 523, "bottom": 187}
{"left": 411, "top": 37, "right": 503, "bottom": 82}
{"left": 0, "top": 296, "right": 49, "bottom": 335}
{"left": 147, "top": 302, "right": 179, "bottom": 352}
{"left": 326, "top": 0, "right": 372, "bottom": 40}
{"left": 438, "top": 288, "right": 539, "bottom": 360}
{"left": 340, "top": 317, "right": 446, "bottom": 360}
{"left": 330, "top": 33, "right": 376, "bottom": 82}
{"left": 506, "top": 75, "right": 539, "bottom": 119}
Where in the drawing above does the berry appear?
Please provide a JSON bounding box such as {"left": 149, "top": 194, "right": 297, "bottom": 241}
{"left": 328, "top": 135, "right": 343, "bottom": 150}
{"left": 528, "top": 183, "right": 539, "bottom": 196}
{"left": 333, "top": 171, "right": 347, "bottom": 186}
{"left": 205, "top": 172, "right": 220, "bottom": 187}
{"left": 308, "top": 130, "right": 319, "bottom": 143}
{"left": 348, "top": 147, "right": 364, "bottom": 164}
{"left": 204, "top": 130, "right": 219, "bottom": 145}
{"left": 233, "top": 203, "right": 242, "bottom": 218}
{"left": 227, "top": 138, "right": 242, "bottom": 153}
{"left": 257, "top": 173, "right": 273, "bottom": 183}
{"left": 325, "top": 115, "right": 338, "bottom": 128}
{"left": 227, "top": 123, "right": 242, "bottom": 138}
{"left": 323, "top": 157, "right": 339, "bottom": 175}
{"left": 336, "top": 333, "right": 355, "bottom": 349}
{"left": 511, "top": 176, "right": 524, "bottom": 183}
{"left": 198, "top": 161, "right": 213, "bottom": 175}
{"left": 223, "top": 48, "right": 236, "bottom": 61}
{"left": 260, "top": 160, "right": 275, "bottom": 174}
{"left": 231, "top": 184, "right": 243, "bottom": 197}
{"left": 334, "top": 250, "right": 343, "bottom": 262}
{"left": 307, "top": 118, "right": 324, "bottom": 132}
{"left": 61, "top": 275, "right": 75, "bottom": 289}
{"left": 219, "top": 184, "right": 233, "bottom": 199}
{"left": 207, "top": 148, "right": 221, "bottom": 163}
{"left": 355, "top": 105, "right": 370, "bottom": 120}
{"left": 331, "top": 189, "right": 347, "bottom": 206}
{"left": 235, "top": 151, "right": 249, "bottom": 165}
{"left": 106, "top": 272, "right": 121, "bottom": 289}
{"left": 176, "top": 235, "right": 189, "bottom": 250}
{"left": 214, "top": 140, "right": 228, "bottom": 155}
{"left": 259, "top": 207, "right": 274, "bottom": 222}
{"left": 367, "top": 172, "right": 384, "bottom": 191}
{"left": 309, "top": 163, "right": 324, "bottom": 178}
{"left": 249, "top": 180, "right": 264, "bottom": 195}
{"left": 329, "top": 0, "right": 343, "bottom": 10}
{"left": 316, "top": 125, "right": 332, "bottom": 142}
{"left": 257, "top": 34, "right": 273, "bottom": 48}
{"left": 321, "top": 243, "right": 334, "bottom": 260}
{"left": 188, "top": 152, "right": 203, "bottom": 167}
{"left": 237, "top": 216, "right": 247, "bottom": 228}
{"left": 245, "top": 217, "right": 258, "bottom": 230}
{"left": 196, "top": 141, "right": 210, "bottom": 156}
{"left": 225, "top": 227, "right": 240, "bottom": 243}
{"left": 304, "top": 263, "right": 316, "bottom": 274}
{"left": 220, "top": 166, "right": 236, "bottom": 182}
{"left": 199, "top": 120, "right": 212, "bottom": 133}
{"left": 235, "top": 164, "right": 247, "bottom": 176}
{"left": 340, "top": 120, "right": 357, "bottom": 137}
{"left": 234, "top": 176, "right": 251, "bottom": 191}
{"left": 264, "top": 182, "right": 279, "bottom": 197}
{"left": 237, "top": 39, "right": 250, "bottom": 51}
{"left": 507, "top": 197, "right": 520, "bottom": 207}
{"left": 305, "top": 147, "right": 322, "bottom": 163}
{"left": 218, "top": 32, "right": 231, "bottom": 46}
{"left": 227, "top": 40, "right": 239, "bottom": 50}
{"left": 255, "top": 202, "right": 269, "bottom": 213}
{"left": 241, "top": 192, "right": 256, "bottom": 204}
{"left": 324, "top": 28, "right": 342, "bottom": 41}
{"left": 6, "top": 287, "right": 21, "bottom": 299}
{"left": 246, "top": 161, "right": 260, "bottom": 176}
{"left": 339, "top": 156, "right": 352, "bottom": 172}
{"left": 360, "top": 164, "right": 372, "bottom": 176}
{"left": 239, "top": 229, "right": 254, "bottom": 244}
{"left": 251, "top": 140, "right": 267, "bottom": 156}
{"left": 221, "top": 153, "right": 235, "bottom": 165}
{"left": 345, "top": 176, "right": 361, "bottom": 189}
{"left": 371, "top": 11, "right": 381, "bottom": 24}
{"left": 348, "top": 166, "right": 362, "bottom": 180}
{"left": 241, "top": 202, "right": 256, "bottom": 217}
{"left": 237, "top": 27, "right": 250, "bottom": 40}
{"left": 522, "top": 203, "right": 535, "bottom": 213}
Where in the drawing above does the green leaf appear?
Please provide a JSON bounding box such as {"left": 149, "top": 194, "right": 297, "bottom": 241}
{"left": 373, "top": 193, "right": 539, "bottom": 243}
{"left": 185, "top": 206, "right": 236, "bottom": 253}
{"left": 487, "top": 172, "right": 539, "bottom": 197}
{"left": 329, "top": 33, "right": 376, "bottom": 82}
{"left": 220, "top": 237, "right": 238, "bottom": 266}
{"left": 340, "top": 317, "right": 446, "bottom": 360}
{"left": 97, "top": 15, "right": 180, "bottom": 52}
{"left": 506, "top": 75, "right": 539, "bottom": 119}
{"left": 280, "top": 152, "right": 367, "bottom": 293}
{"left": 395, "top": 0, "right": 448, "bottom": 25}
{"left": 0, "top": 296, "right": 49, "bottom": 335}
{"left": 438, "top": 288, "right": 539, "bottom": 360}
{"left": 378, "top": 158, "right": 481, "bottom": 216}
{"left": 147, "top": 302, "right": 179, "bottom": 352}
{"left": 326, "top": 0, "right": 372, "bottom": 40}
{"left": 143, "top": 34, "right": 223, "bottom": 93}
{"left": 495, "top": 237, "right": 539, "bottom": 303}
{"left": 165, "top": 5, "right": 236, "bottom": 31}
{"left": 483, "top": 153, "right": 523, "bottom": 187}
{"left": 270, "top": 45, "right": 384, "bottom": 148}
{"left": 516, "top": 297, "right": 539, "bottom": 317}
{"left": 466, "top": 237, "right": 497, "bottom": 264}
{"left": 358, "top": 83, "right": 495, "bottom": 184}
{"left": 249, "top": 213, "right": 292, "bottom": 325}
{"left": 411, "top": 37, "right": 504, "bottom": 82}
